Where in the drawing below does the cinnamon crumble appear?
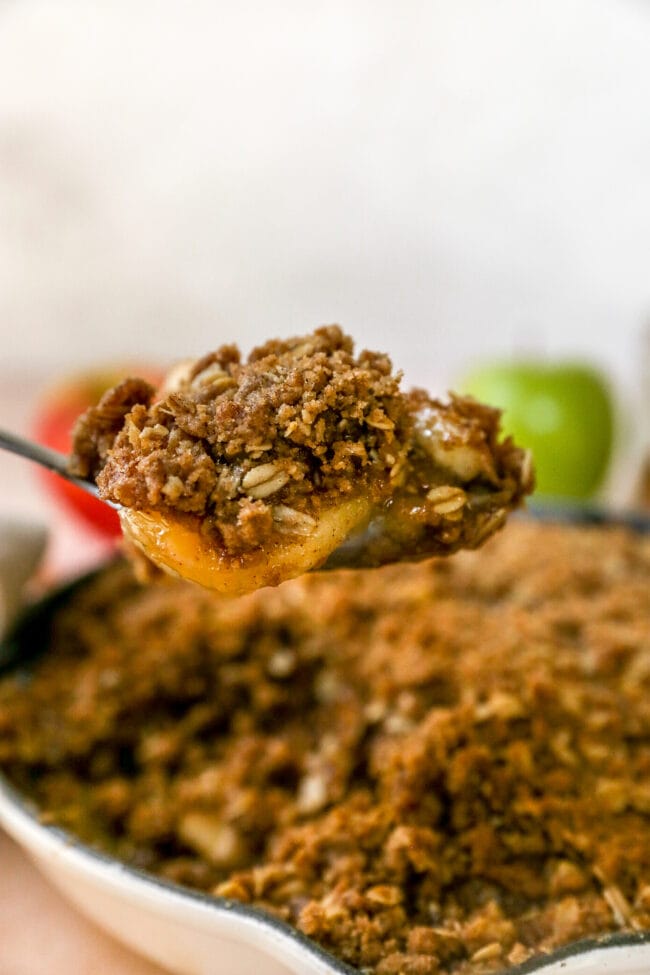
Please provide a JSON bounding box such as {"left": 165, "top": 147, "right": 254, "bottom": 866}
{"left": 1, "top": 521, "right": 649, "bottom": 973}
{"left": 69, "top": 327, "right": 533, "bottom": 591}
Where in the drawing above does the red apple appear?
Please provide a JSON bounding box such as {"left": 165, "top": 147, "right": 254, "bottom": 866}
{"left": 32, "top": 365, "right": 162, "bottom": 537}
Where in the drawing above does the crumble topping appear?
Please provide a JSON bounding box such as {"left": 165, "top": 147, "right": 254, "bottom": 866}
{"left": 1, "top": 521, "right": 649, "bottom": 974}
{"left": 70, "top": 327, "right": 409, "bottom": 555}
{"left": 69, "top": 326, "right": 532, "bottom": 565}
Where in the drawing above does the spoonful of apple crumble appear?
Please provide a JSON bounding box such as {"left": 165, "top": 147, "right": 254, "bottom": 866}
{"left": 1, "top": 327, "right": 534, "bottom": 594}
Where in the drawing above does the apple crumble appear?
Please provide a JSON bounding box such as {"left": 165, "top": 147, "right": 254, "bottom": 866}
{"left": 2, "top": 520, "right": 650, "bottom": 974}
{"left": 69, "top": 327, "right": 533, "bottom": 592}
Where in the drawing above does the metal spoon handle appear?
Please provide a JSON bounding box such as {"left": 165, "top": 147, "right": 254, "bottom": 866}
{"left": 0, "top": 427, "right": 105, "bottom": 500}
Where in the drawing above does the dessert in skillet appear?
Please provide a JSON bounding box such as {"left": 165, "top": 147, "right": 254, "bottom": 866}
{"left": 2, "top": 521, "right": 650, "bottom": 974}
{"left": 69, "top": 326, "right": 533, "bottom": 593}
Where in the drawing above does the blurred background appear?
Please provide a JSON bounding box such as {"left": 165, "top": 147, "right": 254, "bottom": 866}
{"left": 1, "top": 0, "right": 649, "bottom": 571}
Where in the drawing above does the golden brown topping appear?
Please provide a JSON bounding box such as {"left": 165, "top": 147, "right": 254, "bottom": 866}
{"left": 71, "top": 327, "right": 409, "bottom": 554}
{"left": 1, "top": 522, "right": 649, "bottom": 973}
{"left": 69, "top": 327, "right": 533, "bottom": 591}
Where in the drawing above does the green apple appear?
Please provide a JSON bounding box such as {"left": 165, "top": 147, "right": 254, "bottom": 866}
{"left": 460, "top": 361, "right": 614, "bottom": 499}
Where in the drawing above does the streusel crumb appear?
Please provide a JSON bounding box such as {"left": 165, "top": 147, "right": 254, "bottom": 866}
{"left": 1, "top": 521, "right": 649, "bottom": 973}
{"left": 69, "top": 327, "right": 532, "bottom": 569}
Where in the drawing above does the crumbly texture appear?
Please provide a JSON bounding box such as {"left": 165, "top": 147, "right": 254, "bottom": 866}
{"left": 331, "top": 391, "right": 532, "bottom": 570}
{"left": 69, "top": 327, "right": 532, "bottom": 559}
{"left": 70, "top": 327, "right": 409, "bottom": 555}
{"left": 2, "top": 522, "right": 650, "bottom": 973}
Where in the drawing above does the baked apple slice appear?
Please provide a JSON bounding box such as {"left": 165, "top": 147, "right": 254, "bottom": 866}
{"left": 70, "top": 327, "right": 533, "bottom": 594}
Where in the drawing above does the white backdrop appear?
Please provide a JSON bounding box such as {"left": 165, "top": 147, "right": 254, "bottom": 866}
{"left": 0, "top": 0, "right": 649, "bottom": 392}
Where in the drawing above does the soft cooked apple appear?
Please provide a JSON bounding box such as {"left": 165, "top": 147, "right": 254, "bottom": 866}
{"left": 69, "top": 327, "right": 534, "bottom": 593}
{"left": 118, "top": 498, "right": 373, "bottom": 595}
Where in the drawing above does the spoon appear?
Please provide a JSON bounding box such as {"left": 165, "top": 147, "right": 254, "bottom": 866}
{"left": 0, "top": 428, "right": 378, "bottom": 581}
{"left": 0, "top": 427, "right": 376, "bottom": 584}
{"left": 0, "top": 428, "right": 118, "bottom": 508}
{"left": 0, "top": 425, "right": 530, "bottom": 595}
